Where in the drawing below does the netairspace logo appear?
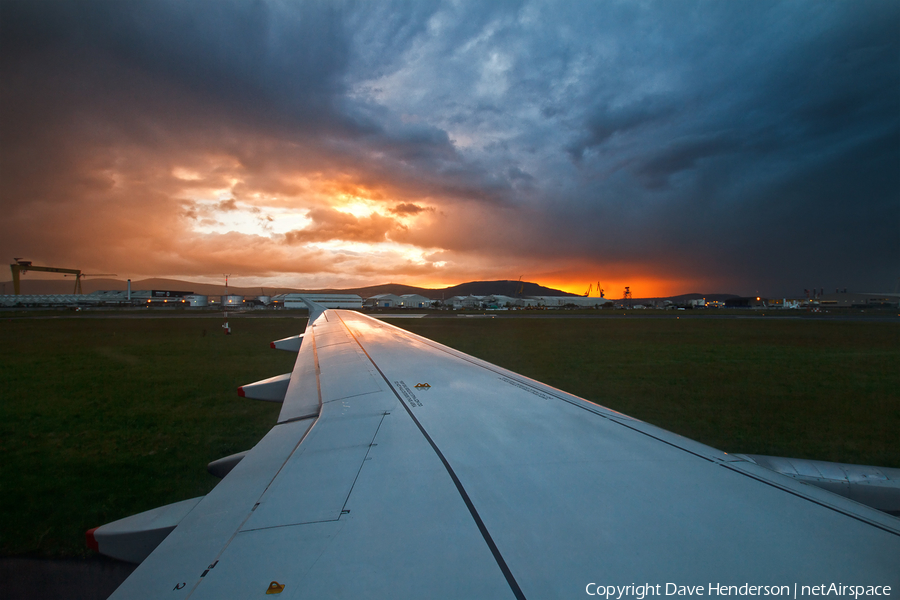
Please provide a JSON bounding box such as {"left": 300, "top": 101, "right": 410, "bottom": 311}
{"left": 585, "top": 584, "right": 893, "bottom": 599}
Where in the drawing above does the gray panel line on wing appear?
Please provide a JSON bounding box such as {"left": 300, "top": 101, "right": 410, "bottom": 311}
{"left": 339, "top": 411, "right": 390, "bottom": 515}
{"left": 276, "top": 414, "right": 318, "bottom": 426}
{"left": 239, "top": 518, "right": 343, "bottom": 532}
{"left": 334, "top": 311, "right": 528, "bottom": 600}
{"left": 321, "top": 390, "right": 383, "bottom": 404}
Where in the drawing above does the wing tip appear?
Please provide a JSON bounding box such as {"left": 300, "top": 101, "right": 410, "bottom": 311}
{"left": 237, "top": 387, "right": 245, "bottom": 398}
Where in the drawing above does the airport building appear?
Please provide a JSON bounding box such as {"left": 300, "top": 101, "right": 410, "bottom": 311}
{"left": 0, "top": 289, "right": 156, "bottom": 308}
{"left": 221, "top": 294, "right": 244, "bottom": 307}
{"left": 444, "top": 295, "right": 484, "bottom": 309}
{"left": 528, "top": 295, "right": 611, "bottom": 308}
{"left": 277, "top": 294, "right": 363, "bottom": 309}
{"left": 184, "top": 294, "right": 209, "bottom": 307}
{"left": 364, "top": 294, "right": 404, "bottom": 308}
{"left": 724, "top": 292, "right": 900, "bottom": 309}
{"left": 816, "top": 292, "right": 900, "bottom": 308}
{"left": 399, "top": 294, "right": 431, "bottom": 308}
{"left": 436, "top": 294, "right": 609, "bottom": 309}
{"left": 481, "top": 294, "right": 519, "bottom": 308}
{"left": 364, "top": 294, "right": 433, "bottom": 308}
{"left": 0, "top": 293, "right": 120, "bottom": 308}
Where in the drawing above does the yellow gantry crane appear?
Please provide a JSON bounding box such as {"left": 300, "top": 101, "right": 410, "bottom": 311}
{"left": 9, "top": 259, "right": 115, "bottom": 295}
{"left": 583, "top": 282, "right": 605, "bottom": 298}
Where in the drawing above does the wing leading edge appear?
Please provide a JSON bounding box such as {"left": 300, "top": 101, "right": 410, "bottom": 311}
{"left": 106, "top": 308, "right": 900, "bottom": 599}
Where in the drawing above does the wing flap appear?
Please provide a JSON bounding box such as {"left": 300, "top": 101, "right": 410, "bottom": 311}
{"left": 317, "top": 340, "right": 384, "bottom": 403}
{"left": 242, "top": 404, "right": 390, "bottom": 529}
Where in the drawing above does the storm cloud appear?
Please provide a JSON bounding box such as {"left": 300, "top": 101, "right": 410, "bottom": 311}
{"left": 1, "top": 0, "right": 897, "bottom": 295}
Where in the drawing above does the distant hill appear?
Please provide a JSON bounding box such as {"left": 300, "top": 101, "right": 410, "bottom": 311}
{"left": 430, "top": 280, "right": 577, "bottom": 299}
{"left": 0, "top": 277, "right": 733, "bottom": 302}
{"left": 286, "top": 280, "right": 576, "bottom": 299}
{"left": 0, "top": 278, "right": 125, "bottom": 295}
{"left": 307, "top": 283, "right": 434, "bottom": 298}
{"left": 0, "top": 277, "right": 575, "bottom": 299}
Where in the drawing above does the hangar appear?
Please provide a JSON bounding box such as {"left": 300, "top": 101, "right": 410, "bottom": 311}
{"left": 817, "top": 292, "right": 900, "bottom": 308}
{"left": 277, "top": 293, "right": 363, "bottom": 309}
{"left": 398, "top": 294, "right": 431, "bottom": 308}
{"left": 364, "top": 294, "right": 404, "bottom": 308}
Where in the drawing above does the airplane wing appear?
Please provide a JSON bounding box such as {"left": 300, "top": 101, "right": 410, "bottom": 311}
{"left": 100, "top": 308, "right": 899, "bottom": 598}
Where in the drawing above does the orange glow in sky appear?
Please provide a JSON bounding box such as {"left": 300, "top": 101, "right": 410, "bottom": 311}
{"left": 537, "top": 277, "right": 696, "bottom": 299}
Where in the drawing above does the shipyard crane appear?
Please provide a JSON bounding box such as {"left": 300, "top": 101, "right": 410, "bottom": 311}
{"left": 10, "top": 259, "right": 82, "bottom": 294}
{"left": 584, "top": 282, "right": 605, "bottom": 298}
{"left": 9, "top": 259, "right": 116, "bottom": 295}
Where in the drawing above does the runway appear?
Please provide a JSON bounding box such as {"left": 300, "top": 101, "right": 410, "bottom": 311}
{"left": 0, "top": 556, "right": 135, "bottom": 600}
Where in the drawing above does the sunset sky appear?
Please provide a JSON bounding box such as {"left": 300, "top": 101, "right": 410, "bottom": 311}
{"left": 1, "top": 1, "right": 897, "bottom": 297}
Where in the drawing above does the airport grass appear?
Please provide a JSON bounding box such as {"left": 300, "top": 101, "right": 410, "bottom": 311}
{"left": 0, "top": 316, "right": 302, "bottom": 558}
{"left": 1, "top": 314, "right": 898, "bottom": 559}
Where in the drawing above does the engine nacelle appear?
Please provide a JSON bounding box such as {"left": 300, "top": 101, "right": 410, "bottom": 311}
{"left": 207, "top": 450, "right": 249, "bottom": 478}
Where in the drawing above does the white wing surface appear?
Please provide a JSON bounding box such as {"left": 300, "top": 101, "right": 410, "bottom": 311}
{"left": 107, "top": 309, "right": 900, "bottom": 599}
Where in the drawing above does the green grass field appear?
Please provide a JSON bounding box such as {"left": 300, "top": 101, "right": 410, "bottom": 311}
{"left": 0, "top": 316, "right": 300, "bottom": 558}
{"left": 1, "top": 313, "right": 897, "bottom": 558}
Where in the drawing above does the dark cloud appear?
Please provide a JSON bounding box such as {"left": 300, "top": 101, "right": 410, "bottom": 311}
{"left": 390, "top": 203, "right": 432, "bottom": 216}
{"left": 9, "top": 0, "right": 350, "bottom": 128}
{"left": 217, "top": 199, "right": 239, "bottom": 212}
{"left": 567, "top": 98, "right": 679, "bottom": 162}
{"left": 634, "top": 135, "right": 742, "bottom": 190}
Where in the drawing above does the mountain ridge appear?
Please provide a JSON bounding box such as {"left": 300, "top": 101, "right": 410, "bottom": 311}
{"left": 0, "top": 278, "right": 575, "bottom": 299}
{"left": 0, "top": 277, "right": 741, "bottom": 303}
